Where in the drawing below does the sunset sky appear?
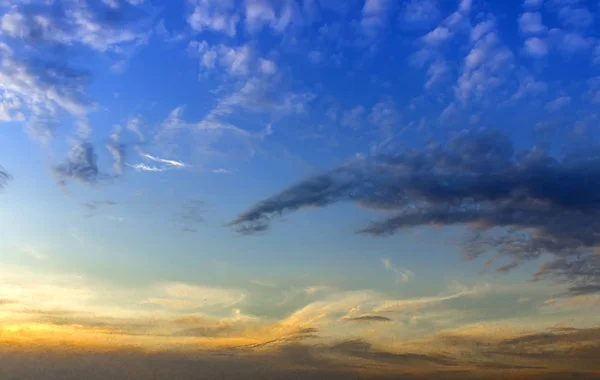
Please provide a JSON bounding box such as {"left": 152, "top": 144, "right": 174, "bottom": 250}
{"left": 1, "top": 0, "right": 600, "bottom": 378}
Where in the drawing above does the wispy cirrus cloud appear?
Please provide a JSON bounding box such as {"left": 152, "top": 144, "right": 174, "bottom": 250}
{"left": 381, "top": 258, "right": 413, "bottom": 284}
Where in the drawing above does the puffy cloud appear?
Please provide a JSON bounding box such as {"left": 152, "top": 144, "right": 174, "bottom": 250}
{"left": 557, "top": 6, "right": 593, "bottom": 30}
{"left": 400, "top": 0, "right": 440, "bottom": 30}
{"left": 524, "top": 37, "right": 548, "bottom": 57}
{"left": 0, "top": 53, "right": 92, "bottom": 138}
{"left": 0, "top": 1, "right": 150, "bottom": 53}
{"left": 243, "top": 0, "right": 302, "bottom": 34}
{"left": 187, "top": 0, "right": 239, "bottom": 37}
{"left": 545, "top": 96, "right": 571, "bottom": 111}
{"left": 360, "top": 0, "right": 392, "bottom": 37}
{"left": 523, "top": 0, "right": 544, "bottom": 9}
{"left": 456, "top": 19, "right": 514, "bottom": 104}
{"left": 368, "top": 100, "right": 400, "bottom": 136}
{"left": 518, "top": 12, "right": 546, "bottom": 34}
{"left": 550, "top": 29, "right": 593, "bottom": 55}
{"left": 190, "top": 41, "right": 277, "bottom": 77}
{"left": 341, "top": 106, "right": 365, "bottom": 130}
{"left": 230, "top": 129, "right": 600, "bottom": 294}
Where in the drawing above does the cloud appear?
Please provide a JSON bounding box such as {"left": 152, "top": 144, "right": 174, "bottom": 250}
{"left": 456, "top": 18, "right": 514, "bottom": 104}
{"left": 368, "top": 99, "right": 400, "bottom": 136}
{"left": 523, "top": 0, "right": 543, "bottom": 9}
{"left": 127, "top": 151, "right": 188, "bottom": 173}
{"left": 550, "top": 29, "right": 593, "bottom": 55}
{"left": 0, "top": 51, "right": 92, "bottom": 140}
{"left": 401, "top": 0, "right": 440, "bottom": 30}
{"left": 0, "top": 165, "right": 11, "bottom": 189}
{"left": 519, "top": 12, "right": 546, "bottom": 34}
{"left": 381, "top": 258, "right": 414, "bottom": 284}
{"left": 175, "top": 198, "right": 204, "bottom": 232}
{"left": 126, "top": 115, "right": 144, "bottom": 141}
{"left": 557, "top": 6, "right": 593, "bottom": 30}
{"left": 341, "top": 106, "right": 365, "bottom": 130}
{"left": 187, "top": 0, "right": 239, "bottom": 37}
{"left": 212, "top": 168, "right": 232, "bottom": 174}
{"left": 53, "top": 142, "right": 100, "bottom": 185}
{"left": 190, "top": 41, "right": 277, "bottom": 77}
{"left": 141, "top": 152, "right": 187, "bottom": 168}
{"left": 18, "top": 244, "right": 47, "bottom": 260}
{"left": 360, "top": 0, "right": 392, "bottom": 37}
{"left": 243, "top": 0, "right": 302, "bottom": 34}
{"left": 230, "top": 129, "right": 600, "bottom": 294}
{"left": 146, "top": 282, "right": 246, "bottom": 310}
{"left": 341, "top": 315, "right": 392, "bottom": 323}
{"left": 106, "top": 132, "right": 126, "bottom": 176}
{"left": 126, "top": 163, "right": 164, "bottom": 172}
{"left": 524, "top": 37, "right": 548, "bottom": 57}
{"left": 545, "top": 96, "right": 571, "bottom": 111}
{"left": 0, "top": 0, "right": 150, "bottom": 53}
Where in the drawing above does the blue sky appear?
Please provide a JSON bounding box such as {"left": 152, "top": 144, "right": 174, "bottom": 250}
{"left": 1, "top": 0, "right": 600, "bottom": 378}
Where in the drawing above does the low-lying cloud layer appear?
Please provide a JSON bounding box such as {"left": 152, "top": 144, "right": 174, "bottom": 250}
{"left": 231, "top": 129, "right": 600, "bottom": 295}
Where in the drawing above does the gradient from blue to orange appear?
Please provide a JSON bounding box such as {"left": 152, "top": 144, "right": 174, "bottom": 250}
{"left": 0, "top": 0, "right": 600, "bottom": 378}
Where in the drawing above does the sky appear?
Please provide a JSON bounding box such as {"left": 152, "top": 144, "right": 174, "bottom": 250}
{"left": 1, "top": 0, "right": 600, "bottom": 378}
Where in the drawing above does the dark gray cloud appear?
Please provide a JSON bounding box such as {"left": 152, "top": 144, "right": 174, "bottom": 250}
{"left": 328, "top": 339, "right": 456, "bottom": 367}
{"left": 342, "top": 315, "right": 392, "bottom": 323}
{"left": 230, "top": 129, "right": 600, "bottom": 294}
{"left": 53, "top": 142, "right": 100, "bottom": 185}
{"left": 0, "top": 166, "right": 11, "bottom": 189}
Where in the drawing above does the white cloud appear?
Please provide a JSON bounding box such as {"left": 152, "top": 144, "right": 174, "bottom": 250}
{"left": 360, "top": 0, "right": 391, "bottom": 36}
{"left": 593, "top": 44, "right": 600, "bottom": 65}
{"left": 0, "top": 2, "right": 149, "bottom": 53}
{"left": 456, "top": 19, "right": 514, "bottom": 104}
{"left": 212, "top": 168, "right": 232, "bottom": 174}
{"left": 18, "top": 244, "right": 47, "bottom": 260}
{"left": 341, "top": 106, "right": 365, "bottom": 129}
{"left": 511, "top": 74, "right": 547, "bottom": 100}
{"left": 308, "top": 50, "right": 324, "bottom": 64}
{"left": 141, "top": 152, "right": 187, "bottom": 168}
{"left": 243, "top": 0, "right": 301, "bottom": 34}
{"left": 524, "top": 36, "right": 548, "bottom": 57}
{"left": 423, "top": 26, "right": 451, "bottom": 45}
{"left": 187, "top": 0, "right": 239, "bottom": 37}
{"left": 127, "top": 151, "right": 187, "bottom": 173}
{"left": 425, "top": 59, "right": 449, "bottom": 88}
{"left": 126, "top": 115, "right": 144, "bottom": 141}
{"left": 523, "top": 0, "right": 544, "bottom": 9}
{"left": 146, "top": 282, "right": 246, "bottom": 310}
{"left": 127, "top": 163, "right": 165, "bottom": 172}
{"left": 368, "top": 99, "right": 400, "bottom": 135}
{"left": 550, "top": 29, "right": 593, "bottom": 55}
{"left": 245, "top": 0, "right": 276, "bottom": 32}
{"left": 557, "top": 6, "right": 593, "bottom": 30}
{"left": 545, "top": 96, "right": 571, "bottom": 111}
{"left": 106, "top": 130, "right": 125, "bottom": 175}
{"left": 401, "top": 0, "right": 440, "bottom": 29}
{"left": 190, "top": 42, "right": 276, "bottom": 77}
{"left": 381, "top": 258, "right": 414, "bottom": 284}
{"left": 519, "top": 12, "right": 546, "bottom": 34}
